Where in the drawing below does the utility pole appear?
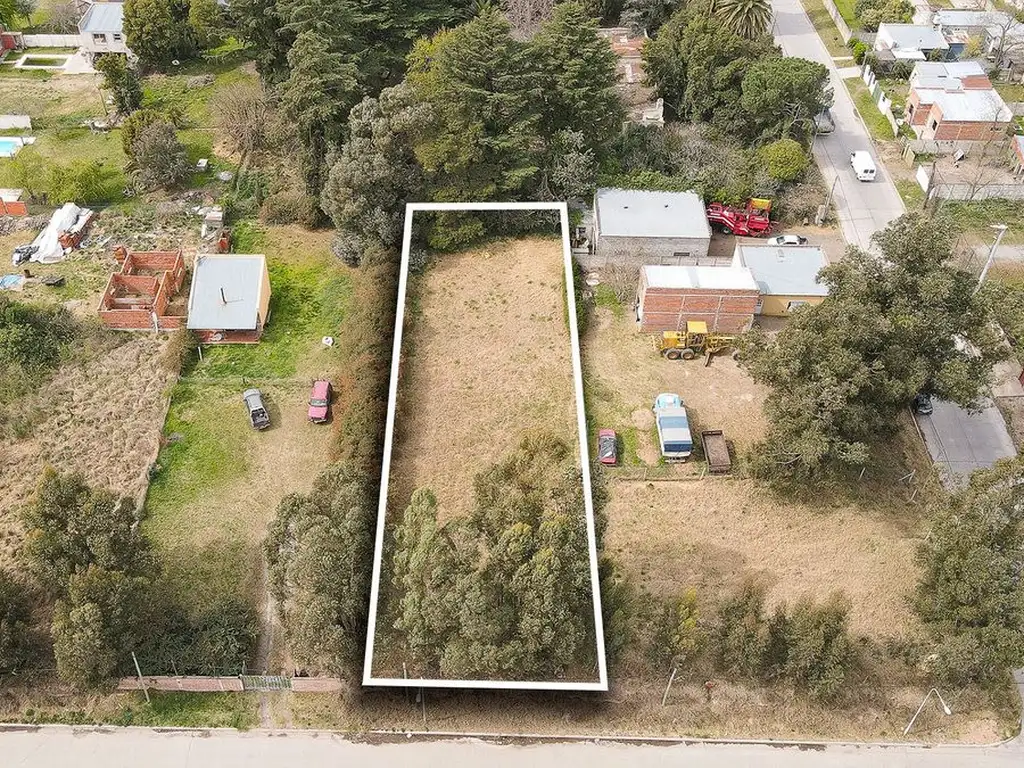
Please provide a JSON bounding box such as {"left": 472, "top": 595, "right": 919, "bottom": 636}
{"left": 977, "top": 223, "right": 1008, "bottom": 291}
{"left": 132, "top": 651, "right": 151, "bottom": 704}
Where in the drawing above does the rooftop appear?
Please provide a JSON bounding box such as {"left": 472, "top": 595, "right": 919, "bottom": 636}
{"left": 596, "top": 27, "right": 645, "bottom": 57}
{"left": 911, "top": 60, "right": 987, "bottom": 82}
{"left": 933, "top": 9, "right": 1010, "bottom": 28}
{"left": 878, "top": 23, "right": 949, "bottom": 50}
{"left": 933, "top": 88, "right": 1012, "bottom": 122}
{"left": 595, "top": 188, "right": 711, "bottom": 240}
{"left": 80, "top": 1, "right": 124, "bottom": 33}
{"left": 733, "top": 245, "right": 829, "bottom": 298}
{"left": 187, "top": 254, "right": 268, "bottom": 331}
{"left": 643, "top": 264, "right": 758, "bottom": 291}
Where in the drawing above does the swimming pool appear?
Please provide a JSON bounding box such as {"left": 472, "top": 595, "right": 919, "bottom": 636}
{"left": 0, "top": 137, "right": 25, "bottom": 158}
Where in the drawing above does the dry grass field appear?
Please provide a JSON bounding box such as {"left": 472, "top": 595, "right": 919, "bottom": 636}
{"left": 388, "top": 236, "right": 579, "bottom": 519}
{"left": 0, "top": 335, "right": 176, "bottom": 570}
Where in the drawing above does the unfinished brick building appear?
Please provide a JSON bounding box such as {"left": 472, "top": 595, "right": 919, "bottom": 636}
{"left": 635, "top": 265, "right": 759, "bottom": 333}
{"left": 98, "top": 248, "right": 188, "bottom": 331}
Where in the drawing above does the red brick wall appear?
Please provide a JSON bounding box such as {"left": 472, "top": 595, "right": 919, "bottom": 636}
{"left": 930, "top": 103, "right": 1010, "bottom": 141}
{"left": 639, "top": 286, "right": 758, "bottom": 333}
{"left": 906, "top": 91, "right": 933, "bottom": 127}
{"left": 0, "top": 200, "right": 27, "bottom": 216}
{"left": 99, "top": 309, "right": 154, "bottom": 329}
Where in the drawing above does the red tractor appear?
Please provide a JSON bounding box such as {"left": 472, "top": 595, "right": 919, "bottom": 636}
{"left": 706, "top": 198, "right": 772, "bottom": 237}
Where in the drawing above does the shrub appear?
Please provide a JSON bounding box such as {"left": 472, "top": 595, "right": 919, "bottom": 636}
{"left": 850, "top": 40, "right": 869, "bottom": 65}
{"left": 259, "top": 191, "right": 319, "bottom": 227}
{"left": 758, "top": 138, "right": 810, "bottom": 183}
{"left": 714, "top": 581, "right": 771, "bottom": 678}
{"left": 779, "top": 594, "right": 855, "bottom": 701}
{"left": 0, "top": 570, "right": 35, "bottom": 673}
{"left": 48, "top": 160, "right": 114, "bottom": 205}
{"left": 160, "top": 327, "right": 198, "bottom": 374}
{"left": 130, "top": 120, "right": 190, "bottom": 190}
{"left": 95, "top": 54, "right": 142, "bottom": 115}
{"left": 121, "top": 108, "right": 162, "bottom": 157}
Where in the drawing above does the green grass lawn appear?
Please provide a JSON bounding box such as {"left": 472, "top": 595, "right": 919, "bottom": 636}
{"left": 996, "top": 82, "right": 1024, "bottom": 103}
{"left": 14, "top": 691, "right": 259, "bottom": 729}
{"left": 940, "top": 199, "right": 1024, "bottom": 245}
{"left": 895, "top": 179, "right": 926, "bottom": 211}
{"left": 844, "top": 76, "right": 896, "bottom": 141}
{"left": 832, "top": 0, "right": 859, "bottom": 27}
{"left": 20, "top": 56, "right": 68, "bottom": 66}
{"left": 798, "top": 0, "right": 852, "bottom": 57}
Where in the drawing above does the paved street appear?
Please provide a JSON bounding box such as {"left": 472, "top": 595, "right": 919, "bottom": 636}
{"left": 2, "top": 726, "right": 1023, "bottom": 768}
{"left": 916, "top": 400, "right": 1017, "bottom": 488}
{"left": 771, "top": 0, "right": 906, "bottom": 251}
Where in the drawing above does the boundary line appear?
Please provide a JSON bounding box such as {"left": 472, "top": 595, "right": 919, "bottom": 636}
{"left": 361, "top": 201, "right": 608, "bottom": 692}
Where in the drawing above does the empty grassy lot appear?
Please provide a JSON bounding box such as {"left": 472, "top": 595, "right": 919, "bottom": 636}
{"left": 387, "top": 236, "right": 579, "bottom": 519}
{"left": 844, "top": 76, "right": 897, "bottom": 142}
{"left": 144, "top": 225, "right": 351, "bottom": 653}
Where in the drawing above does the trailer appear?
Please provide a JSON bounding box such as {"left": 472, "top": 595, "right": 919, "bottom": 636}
{"left": 706, "top": 201, "right": 772, "bottom": 237}
{"left": 701, "top": 430, "right": 732, "bottom": 473}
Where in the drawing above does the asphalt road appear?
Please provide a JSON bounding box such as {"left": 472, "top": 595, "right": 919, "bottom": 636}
{"left": 2, "top": 727, "right": 1023, "bottom": 768}
{"left": 771, "top": 0, "right": 906, "bottom": 251}
{"left": 915, "top": 400, "right": 1017, "bottom": 488}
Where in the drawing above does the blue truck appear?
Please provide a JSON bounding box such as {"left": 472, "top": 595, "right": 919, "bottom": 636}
{"left": 653, "top": 393, "right": 693, "bottom": 460}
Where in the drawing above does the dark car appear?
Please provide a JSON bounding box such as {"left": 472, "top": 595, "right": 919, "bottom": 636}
{"left": 308, "top": 379, "right": 332, "bottom": 423}
{"left": 243, "top": 388, "right": 271, "bottom": 430}
{"left": 913, "top": 393, "right": 933, "bottom": 415}
{"left": 598, "top": 428, "right": 618, "bottom": 466}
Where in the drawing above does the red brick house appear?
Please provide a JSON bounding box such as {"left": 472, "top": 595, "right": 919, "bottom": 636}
{"left": 635, "top": 265, "right": 760, "bottom": 333}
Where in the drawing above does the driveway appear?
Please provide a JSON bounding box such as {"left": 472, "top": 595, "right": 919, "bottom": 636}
{"left": 915, "top": 400, "right": 1017, "bottom": 488}
{"left": 2, "top": 726, "right": 1024, "bottom": 768}
{"left": 771, "top": 0, "right": 906, "bottom": 252}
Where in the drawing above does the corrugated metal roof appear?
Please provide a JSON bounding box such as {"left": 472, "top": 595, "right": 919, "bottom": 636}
{"left": 735, "top": 246, "right": 829, "bottom": 298}
{"left": 186, "top": 254, "right": 267, "bottom": 331}
{"left": 643, "top": 265, "right": 758, "bottom": 291}
{"left": 80, "top": 2, "right": 124, "bottom": 33}
{"left": 596, "top": 188, "right": 711, "bottom": 240}
{"left": 933, "top": 89, "right": 1012, "bottom": 122}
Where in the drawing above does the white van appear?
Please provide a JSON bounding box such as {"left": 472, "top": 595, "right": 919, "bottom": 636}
{"left": 850, "top": 151, "right": 876, "bottom": 182}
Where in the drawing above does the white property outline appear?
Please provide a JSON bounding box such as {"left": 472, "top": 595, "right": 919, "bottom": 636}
{"left": 362, "top": 201, "right": 608, "bottom": 692}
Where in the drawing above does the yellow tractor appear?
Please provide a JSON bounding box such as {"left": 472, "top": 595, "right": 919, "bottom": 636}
{"left": 656, "top": 321, "right": 737, "bottom": 365}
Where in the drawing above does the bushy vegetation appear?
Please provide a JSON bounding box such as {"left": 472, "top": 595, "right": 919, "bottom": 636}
{"left": 741, "top": 214, "right": 1004, "bottom": 481}
{"left": 388, "top": 434, "right": 596, "bottom": 680}
{"left": 0, "top": 295, "right": 77, "bottom": 418}
{"left": 916, "top": 459, "right": 1024, "bottom": 686}
{"left": 854, "top": 0, "right": 912, "bottom": 32}
{"left": 0, "top": 570, "right": 35, "bottom": 674}
{"left": 7, "top": 149, "right": 121, "bottom": 206}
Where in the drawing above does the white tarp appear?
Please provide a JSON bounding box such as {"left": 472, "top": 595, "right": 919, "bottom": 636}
{"left": 28, "top": 203, "right": 92, "bottom": 264}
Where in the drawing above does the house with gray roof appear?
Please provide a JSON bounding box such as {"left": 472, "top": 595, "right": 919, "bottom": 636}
{"left": 587, "top": 188, "right": 712, "bottom": 270}
{"left": 874, "top": 23, "right": 950, "bottom": 60}
{"left": 187, "top": 254, "right": 271, "bottom": 343}
{"left": 79, "top": 1, "right": 131, "bottom": 58}
{"left": 731, "top": 243, "right": 829, "bottom": 317}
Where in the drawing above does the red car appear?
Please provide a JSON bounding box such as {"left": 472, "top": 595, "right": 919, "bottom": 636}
{"left": 598, "top": 429, "right": 618, "bottom": 466}
{"left": 308, "top": 380, "right": 332, "bottom": 423}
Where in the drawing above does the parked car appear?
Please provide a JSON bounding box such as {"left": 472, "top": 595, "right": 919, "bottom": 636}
{"left": 850, "top": 151, "right": 876, "bottom": 181}
{"left": 243, "top": 388, "right": 270, "bottom": 430}
{"left": 913, "top": 392, "right": 934, "bottom": 415}
{"left": 766, "top": 234, "right": 808, "bottom": 246}
{"left": 597, "top": 428, "right": 618, "bottom": 466}
{"left": 653, "top": 393, "right": 693, "bottom": 460}
{"left": 308, "top": 379, "right": 332, "bottom": 423}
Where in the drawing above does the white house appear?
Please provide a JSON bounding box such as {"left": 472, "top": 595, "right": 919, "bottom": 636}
{"left": 79, "top": 2, "right": 131, "bottom": 58}
{"left": 875, "top": 23, "right": 950, "bottom": 60}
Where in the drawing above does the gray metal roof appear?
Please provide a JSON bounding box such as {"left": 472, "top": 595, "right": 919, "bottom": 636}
{"left": 187, "top": 254, "right": 267, "bottom": 330}
{"left": 595, "top": 188, "right": 711, "bottom": 240}
{"left": 735, "top": 246, "right": 829, "bottom": 297}
{"left": 80, "top": 2, "right": 124, "bottom": 33}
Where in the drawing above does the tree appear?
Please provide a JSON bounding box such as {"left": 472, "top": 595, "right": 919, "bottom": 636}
{"left": 94, "top": 54, "right": 143, "bottom": 115}
{"left": 530, "top": 2, "right": 623, "bottom": 157}
{"left": 779, "top": 593, "right": 854, "bottom": 701}
{"left": 321, "top": 83, "right": 429, "bottom": 263}
{"left": 43, "top": 0, "right": 78, "bottom": 33}
{"left": 713, "top": 580, "right": 771, "bottom": 678}
{"left": 855, "top": 0, "right": 912, "bottom": 32}
{"left": 188, "top": 0, "right": 224, "bottom": 49}
{"left": 129, "top": 120, "right": 191, "bottom": 189}
{"left": 659, "top": 588, "right": 705, "bottom": 666}
{"left": 740, "top": 56, "right": 831, "bottom": 142}
{"left": 0, "top": 570, "right": 34, "bottom": 673}
{"left": 643, "top": 7, "right": 776, "bottom": 133}
{"left": 549, "top": 129, "right": 599, "bottom": 201}
{"left": 264, "top": 465, "right": 376, "bottom": 676}
{"left": 52, "top": 565, "right": 151, "bottom": 689}
{"left": 0, "top": 0, "right": 28, "bottom": 27}
{"left": 715, "top": 0, "right": 773, "bottom": 39}
{"left": 280, "top": 30, "right": 360, "bottom": 201}
{"left": 620, "top": 0, "right": 682, "bottom": 34}
{"left": 758, "top": 138, "right": 809, "bottom": 182}
{"left": 407, "top": 8, "right": 543, "bottom": 246}
{"left": 212, "top": 81, "right": 275, "bottom": 166}
{"left": 916, "top": 458, "right": 1024, "bottom": 685}
{"left": 22, "top": 469, "right": 152, "bottom": 594}
{"left": 123, "top": 0, "right": 193, "bottom": 69}
{"left": 741, "top": 214, "right": 1005, "bottom": 479}
{"left": 120, "top": 108, "right": 162, "bottom": 156}
{"left": 229, "top": 0, "right": 293, "bottom": 80}
{"left": 504, "top": 0, "right": 558, "bottom": 36}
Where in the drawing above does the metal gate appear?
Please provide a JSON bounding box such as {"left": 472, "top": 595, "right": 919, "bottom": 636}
{"left": 240, "top": 675, "right": 292, "bottom": 691}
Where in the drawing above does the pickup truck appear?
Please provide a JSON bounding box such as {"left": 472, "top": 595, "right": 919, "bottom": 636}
{"left": 653, "top": 393, "right": 693, "bottom": 461}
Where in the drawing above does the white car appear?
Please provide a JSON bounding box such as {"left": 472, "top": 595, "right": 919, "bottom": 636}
{"left": 850, "top": 150, "right": 876, "bottom": 181}
{"left": 766, "top": 234, "right": 808, "bottom": 246}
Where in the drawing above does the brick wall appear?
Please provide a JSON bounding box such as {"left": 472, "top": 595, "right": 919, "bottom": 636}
{"left": 906, "top": 90, "right": 933, "bottom": 127}
{"left": 0, "top": 200, "right": 27, "bottom": 216}
{"left": 639, "top": 286, "right": 759, "bottom": 333}
{"left": 926, "top": 103, "right": 1010, "bottom": 141}
{"left": 118, "top": 676, "right": 244, "bottom": 692}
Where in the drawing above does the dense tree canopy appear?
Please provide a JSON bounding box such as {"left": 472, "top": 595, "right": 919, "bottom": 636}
{"left": 740, "top": 57, "right": 831, "bottom": 142}
{"left": 0, "top": 571, "right": 34, "bottom": 674}
{"left": 123, "top": 0, "right": 193, "bottom": 69}
{"left": 742, "top": 214, "right": 1004, "bottom": 480}
{"left": 916, "top": 458, "right": 1024, "bottom": 685}
{"left": 390, "top": 434, "right": 596, "bottom": 680}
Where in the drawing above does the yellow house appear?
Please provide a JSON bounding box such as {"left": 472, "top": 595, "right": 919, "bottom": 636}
{"left": 732, "top": 244, "right": 829, "bottom": 316}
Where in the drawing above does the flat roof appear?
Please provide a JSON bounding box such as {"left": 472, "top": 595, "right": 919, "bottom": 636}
{"left": 595, "top": 188, "right": 711, "bottom": 240}
{"left": 878, "top": 23, "right": 949, "bottom": 50}
{"left": 933, "top": 89, "right": 1012, "bottom": 122}
{"left": 186, "top": 254, "right": 267, "bottom": 330}
{"left": 735, "top": 245, "right": 829, "bottom": 297}
{"left": 913, "top": 61, "right": 986, "bottom": 79}
{"left": 80, "top": 2, "right": 124, "bottom": 33}
{"left": 643, "top": 264, "right": 758, "bottom": 291}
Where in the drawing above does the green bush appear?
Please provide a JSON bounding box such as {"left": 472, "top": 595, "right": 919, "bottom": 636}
{"left": 758, "top": 138, "right": 810, "bottom": 182}
{"left": 850, "top": 39, "right": 869, "bottom": 65}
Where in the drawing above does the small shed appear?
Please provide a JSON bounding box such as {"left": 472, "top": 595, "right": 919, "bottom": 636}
{"left": 635, "top": 264, "right": 760, "bottom": 333}
{"left": 732, "top": 244, "right": 829, "bottom": 316}
{"left": 588, "top": 188, "right": 712, "bottom": 270}
{"left": 187, "top": 254, "right": 271, "bottom": 343}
